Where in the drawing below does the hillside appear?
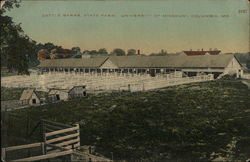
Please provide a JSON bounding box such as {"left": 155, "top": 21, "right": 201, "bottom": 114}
{"left": 2, "top": 79, "right": 250, "bottom": 161}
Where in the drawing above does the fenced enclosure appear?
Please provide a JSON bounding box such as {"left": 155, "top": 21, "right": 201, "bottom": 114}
{"left": 1, "top": 120, "right": 112, "bottom": 162}
{"left": 1, "top": 72, "right": 214, "bottom": 93}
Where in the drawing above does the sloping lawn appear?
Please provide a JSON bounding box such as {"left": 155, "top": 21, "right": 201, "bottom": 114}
{"left": 2, "top": 79, "right": 250, "bottom": 161}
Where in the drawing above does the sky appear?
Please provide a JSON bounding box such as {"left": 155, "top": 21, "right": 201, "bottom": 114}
{"left": 5, "top": 0, "right": 249, "bottom": 54}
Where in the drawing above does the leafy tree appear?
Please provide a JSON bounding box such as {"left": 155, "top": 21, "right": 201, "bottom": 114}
{"left": 127, "top": 49, "right": 136, "bottom": 56}
{"left": 98, "top": 48, "right": 108, "bottom": 55}
{"left": 0, "top": 0, "right": 37, "bottom": 74}
{"left": 89, "top": 50, "right": 98, "bottom": 55}
{"left": 71, "top": 47, "right": 81, "bottom": 54}
{"left": 43, "top": 43, "right": 58, "bottom": 53}
{"left": 112, "top": 48, "right": 126, "bottom": 56}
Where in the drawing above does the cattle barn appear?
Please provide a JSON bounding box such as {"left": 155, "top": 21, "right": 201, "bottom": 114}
{"left": 38, "top": 54, "right": 243, "bottom": 78}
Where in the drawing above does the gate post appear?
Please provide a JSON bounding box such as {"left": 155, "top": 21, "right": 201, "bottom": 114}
{"left": 1, "top": 148, "right": 6, "bottom": 162}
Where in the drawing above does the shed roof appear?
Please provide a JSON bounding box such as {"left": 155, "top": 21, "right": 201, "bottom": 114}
{"left": 20, "top": 89, "right": 36, "bottom": 100}
{"left": 183, "top": 50, "right": 221, "bottom": 56}
{"left": 108, "top": 55, "right": 235, "bottom": 68}
{"left": 38, "top": 57, "right": 108, "bottom": 68}
{"left": 48, "top": 89, "right": 69, "bottom": 95}
{"left": 38, "top": 54, "right": 237, "bottom": 69}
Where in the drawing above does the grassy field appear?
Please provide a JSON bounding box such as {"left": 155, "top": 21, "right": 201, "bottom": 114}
{"left": 1, "top": 87, "right": 47, "bottom": 101}
{"left": 1, "top": 87, "right": 26, "bottom": 101}
{"left": 2, "top": 79, "right": 250, "bottom": 161}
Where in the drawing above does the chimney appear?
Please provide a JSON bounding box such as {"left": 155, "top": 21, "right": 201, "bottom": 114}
{"left": 137, "top": 50, "right": 140, "bottom": 55}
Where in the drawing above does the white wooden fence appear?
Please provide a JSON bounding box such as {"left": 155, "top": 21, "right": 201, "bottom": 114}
{"left": 1, "top": 72, "right": 214, "bottom": 93}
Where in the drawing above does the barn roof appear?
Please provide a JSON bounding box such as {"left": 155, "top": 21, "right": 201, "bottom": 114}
{"left": 38, "top": 57, "right": 108, "bottom": 68}
{"left": 20, "top": 89, "right": 36, "bottom": 100}
{"left": 108, "top": 55, "right": 235, "bottom": 68}
{"left": 183, "top": 50, "right": 221, "bottom": 56}
{"left": 38, "top": 54, "right": 236, "bottom": 69}
{"left": 48, "top": 89, "right": 69, "bottom": 94}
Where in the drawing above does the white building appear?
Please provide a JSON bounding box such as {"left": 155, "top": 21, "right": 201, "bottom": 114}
{"left": 48, "top": 89, "right": 69, "bottom": 102}
{"left": 38, "top": 54, "right": 243, "bottom": 78}
{"left": 48, "top": 86, "right": 86, "bottom": 102}
{"left": 19, "top": 89, "right": 40, "bottom": 105}
{"left": 68, "top": 86, "right": 87, "bottom": 98}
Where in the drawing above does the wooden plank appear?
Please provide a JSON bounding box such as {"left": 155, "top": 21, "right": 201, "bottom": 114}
{"left": 12, "top": 150, "right": 73, "bottom": 161}
{"left": 5, "top": 142, "right": 43, "bottom": 151}
{"left": 41, "top": 143, "right": 45, "bottom": 155}
{"left": 46, "top": 143, "right": 67, "bottom": 152}
{"left": 46, "top": 132, "right": 79, "bottom": 144}
{"left": 54, "top": 138, "right": 80, "bottom": 147}
{"left": 45, "top": 126, "right": 79, "bottom": 137}
{"left": 64, "top": 143, "right": 80, "bottom": 150}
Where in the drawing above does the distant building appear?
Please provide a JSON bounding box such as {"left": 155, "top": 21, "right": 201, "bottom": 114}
{"left": 38, "top": 55, "right": 243, "bottom": 78}
{"left": 48, "top": 86, "right": 86, "bottom": 102}
{"left": 19, "top": 89, "right": 40, "bottom": 105}
{"left": 68, "top": 86, "right": 87, "bottom": 98}
{"left": 48, "top": 89, "right": 69, "bottom": 102}
{"left": 183, "top": 49, "right": 221, "bottom": 56}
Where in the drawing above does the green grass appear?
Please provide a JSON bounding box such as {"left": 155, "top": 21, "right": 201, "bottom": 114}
{"left": 1, "top": 87, "right": 25, "bottom": 101}
{"left": 2, "top": 79, "right": 250, "bottom": 161}
{"left": 1, "top": 87, "right": 48, "bottom": 101}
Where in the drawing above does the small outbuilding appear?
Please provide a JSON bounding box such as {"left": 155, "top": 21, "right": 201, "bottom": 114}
{"left": 68, "top": 86, "right": 87, "bottom": 98}
{"left": 19, "top": 89, "right": 40, "bottom": 105}
{"left": 47, "top": 86, "right": 87, "bottom": 103}
{"left": 48, "top": 89, "right": 69, "bottom": 102}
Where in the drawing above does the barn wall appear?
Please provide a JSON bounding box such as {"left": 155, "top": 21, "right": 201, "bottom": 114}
{"left": 69, "top": 87, "right": 86, "bottom": 97}
{"left": 29, "top": 93, "right": 40, "bottom": 105}
{"left": 59, "top": 91, "right": 69, "bottom": 101}
{"left": 224, "top": 57, "right": 242, "bottom": 76}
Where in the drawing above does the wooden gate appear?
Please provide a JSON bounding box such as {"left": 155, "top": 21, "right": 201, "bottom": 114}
{"left": 40, "top": 119, "right": 80, "bottom": 153}
{"left": 2, "top": 119, "right": 112, "bottom": 162}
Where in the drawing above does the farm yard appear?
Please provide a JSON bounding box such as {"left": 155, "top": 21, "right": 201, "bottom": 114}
{"left": 2, "top": 78, "right": 250, "bottom": 161}
{"left": 1, "top": 72, "right": 213, "bottom": 92}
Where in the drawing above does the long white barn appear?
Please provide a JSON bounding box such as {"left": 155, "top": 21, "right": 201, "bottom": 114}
{"left": 38, "top": 55, "right": 243, "bottom": 78}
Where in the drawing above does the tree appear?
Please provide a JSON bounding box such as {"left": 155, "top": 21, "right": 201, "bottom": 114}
{"left": 98, "top": 48, "right": 108, "bottom": 55}
{"left": 71, "top": 47, "right": 81, "bottom": 55}
{"left": 112, "top": 48, "right": 126, "bottom": 56}
{"left": 0, "top": 0, "right": 37, "bottom": 74}
{"left": 43, "top": 43, "right": 57, "bottom": 53}
{"left": 89, "top": 50, "right": 98, "bottom": 55}
{"left": 127, "top": 49, "right": 136, "bottom": 56}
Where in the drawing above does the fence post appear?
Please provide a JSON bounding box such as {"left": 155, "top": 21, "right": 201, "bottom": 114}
{"left": 40, "top": 121, "right": 47, "bottom": 154}
{"left": 74, "top": 123, "right": 80, "bottom": 150}
{"left": 41, "top": 142, "right": 45, "bottom": 155}
{"left": 1, "top": 148, "right": 6, "bottom": 162}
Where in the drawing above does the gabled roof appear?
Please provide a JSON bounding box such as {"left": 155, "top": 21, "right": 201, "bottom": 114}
{"left": 38, "top": 57, "right": 108, "bottom": 68}
{"left": 38, "top": 54, "right": 237, "bottom": 69}
{"left": 20, "top": 89, "right": 36, "bottom": 100}
{"left": 183, "top": 50, "right": 221, "bottom": 56}
{"left": 48, "top": 89, "right": 69, "bottom": 95}
{"left": 68, "top": 85, "right": 86, "bottom": 93}
{"left": 108, "top": 55, "right": 235, "bottom": 68}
